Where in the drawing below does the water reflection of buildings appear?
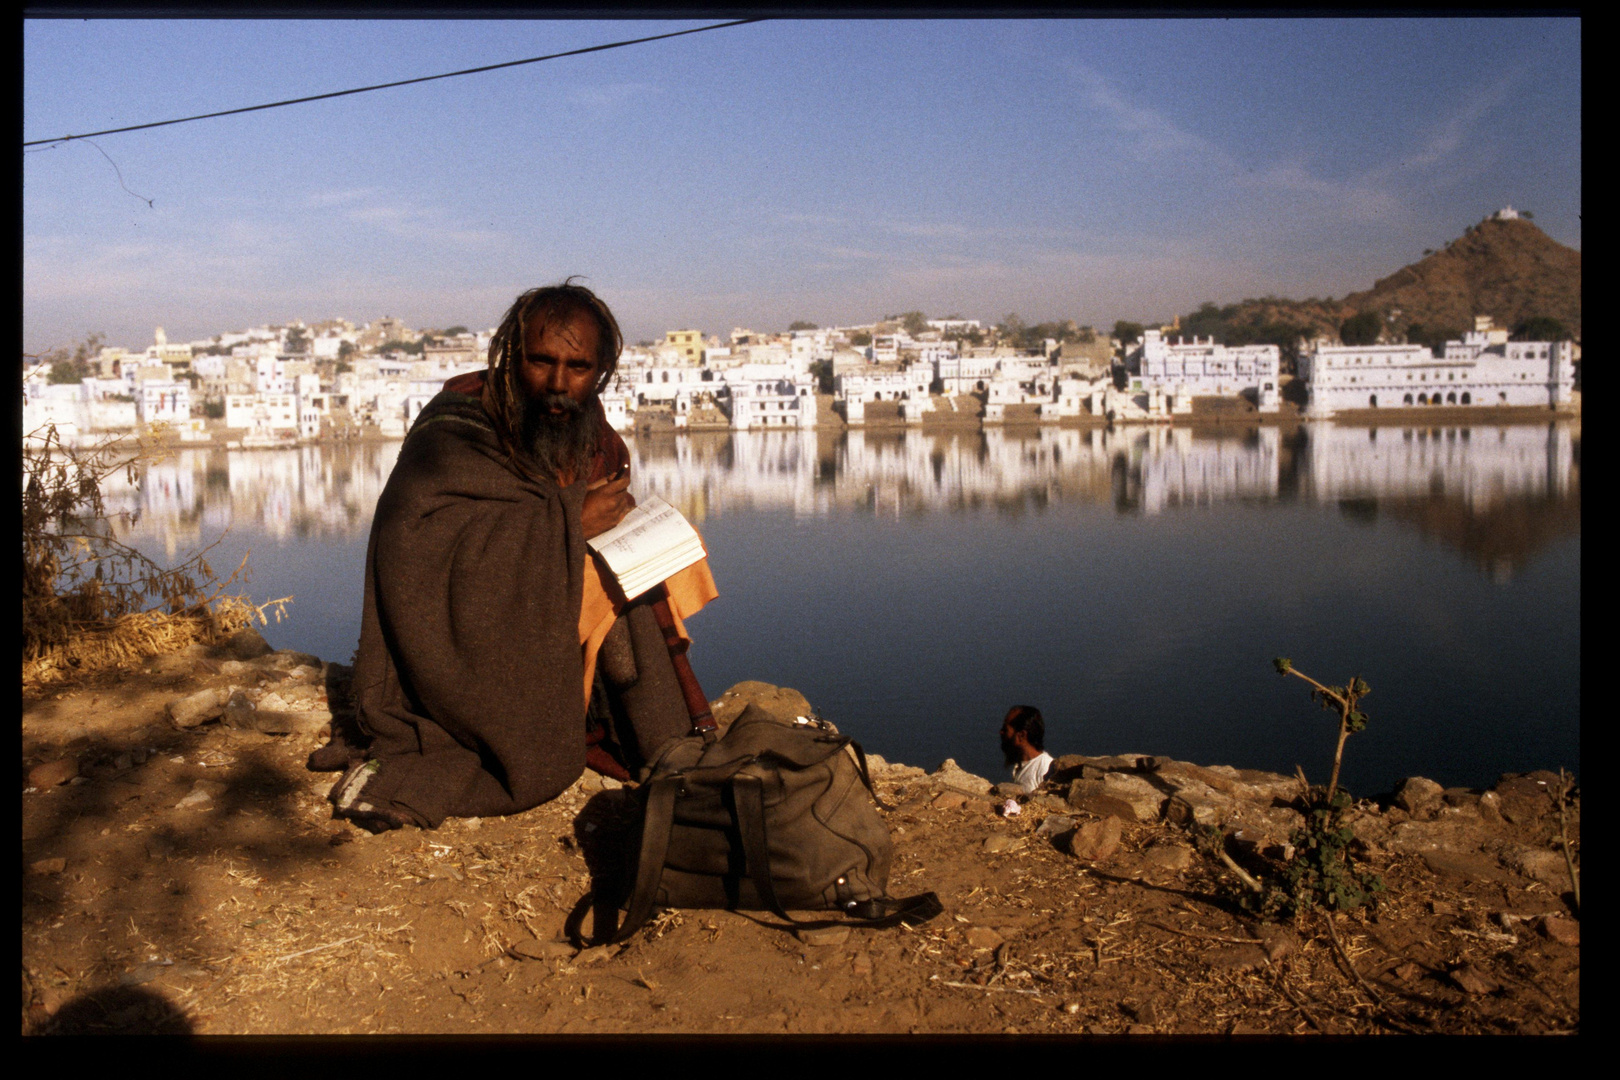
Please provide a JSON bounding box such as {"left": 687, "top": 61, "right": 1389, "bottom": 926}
{"left": 105, "top": 422, "right": 1577, "bottom": 561}
{"left": 1302, "top": 422, "right": 1574, "bottom": 509}
{"left": 103, "top": 443, "right": 401, "bottom": 557}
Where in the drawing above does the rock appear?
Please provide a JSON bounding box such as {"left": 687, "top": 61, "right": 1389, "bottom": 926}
{"left": 710, "top": 681, "right": 815, "bottom": 730}
{"left": 1067, "top": 792, "right": 1141, "bottom": 824}
{"left": 931, "top": 759, "right": 993, "bottom": 797}
{"left": 1151, "top": 759, "right": 1297, "bottom": 804}
{"left": 1067, "top": 816, "right": 1123, "bottom": 863}
{"left": 1066, "top": 773, "right": 1166, "bottom": 823}
{"left": 1164, "top": 790, "right": 1227, "bottom": 828}
{"left": 1502, "top": 846, "right": 1573, "bottom": 890}
{"left": 1207, "top": 946, "right": 1269, "bottom": 972}
{"left": 1422, "top": 851, "right": 1509, "bottom": 883}
{"left": 1449, "top": 964, "right": 1499, "bottom": 995}
{"left": 965, "top": 926, "right": 1003, "bottom": 950}
{"left": 1122, "top": 1000, "right": 1158, "bottom": 1025}
{"left": 1477, "top": 790, "right": 1504, "bottom": 825}
{"left": 216, "top": 627, "right": 274, "bottom": 661}
{"left": 851, "top": 953, "right": 873, "bottom": 977}
{"left": 573, "top": 945, "right": 613, "bottom": 966}
{"left": 981, "top": 834, "right": 1016, "bottom": 854}
{"left": 221, "top": 690, "right": 257, "bottom": 730}
{"left": 511, "top": 939, "right": 577, "bottom": 962}
{"left": 1142, "top": 845, "right": 1194, "bottom": 872}
{"left": 175, "top": 779, "right": 227, "bottom": 810}
{"left": 1394, "top": 776, "right": 1444, "bottom": 818}
{"left": 1538, "top": 915, "right": 1580, "bottom": 947}
{"left": 261, "top": 649, "right": 325, "bottom": 672}
{"left": 1389, "top": 819, "right": 1479, "bottom": 855}
{"left": 168, "top": 688, "right": 226, "bottom": 729}
{"left": 992, "top": 782, "right": 1029, "bottom": 798}
{"left": 932, "top": 791, "right": 969, "bottom": 811}
{"left": 26, "top": 758, "right": 79, "bottom": 789}
{"left": 1034, "top": 815, "right": 1076, "bottom": 841}
{"left": 796, "top": 926, "right": 851, "bottom": 947}
{"left": 29, "top": 857, "right": 66, "bottom": 875}
{"left": 1251, "top": 924, "right": 1297, "bottom": 962}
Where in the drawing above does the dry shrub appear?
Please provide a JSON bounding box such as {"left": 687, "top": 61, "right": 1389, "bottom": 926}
{"left": 22, "top": 422, "right": 289, "bottom": 686}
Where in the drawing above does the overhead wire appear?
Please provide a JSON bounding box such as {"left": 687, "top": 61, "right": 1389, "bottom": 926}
{"left": 23, "top": 18, "right": 763, "bottom": 148}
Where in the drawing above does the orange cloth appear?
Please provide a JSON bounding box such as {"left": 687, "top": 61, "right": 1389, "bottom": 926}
{"left": 578, "top": 553, "right": 718, "bottom": 708}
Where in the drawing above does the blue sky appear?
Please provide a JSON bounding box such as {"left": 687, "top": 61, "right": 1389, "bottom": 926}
{"left": 24, "top": 17, "right": 1581, "bottom": 354}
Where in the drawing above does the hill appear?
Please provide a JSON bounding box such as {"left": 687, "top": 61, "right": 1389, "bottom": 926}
{"left": 1343, "top": 215, "right": 1581, "bottom": 344}
{"left": 1167, "top": 215, "right": 1581, "bottom": 366}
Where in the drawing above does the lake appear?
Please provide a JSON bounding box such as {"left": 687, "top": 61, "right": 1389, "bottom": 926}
{"left": 101, "top": 419, "right": 1580, "bottom": 796}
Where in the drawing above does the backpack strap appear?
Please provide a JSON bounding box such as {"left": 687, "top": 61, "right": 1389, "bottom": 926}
{"left": 606, "top": 773, "right": 682, "bottom": 944}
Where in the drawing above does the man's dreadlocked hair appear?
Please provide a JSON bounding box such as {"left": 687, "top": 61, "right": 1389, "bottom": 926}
{"left": 484, "top": 278, "right": 623, "bottom": 451}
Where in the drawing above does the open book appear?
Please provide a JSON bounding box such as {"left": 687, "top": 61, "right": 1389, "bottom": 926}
{"left": 586, "top": 495, "right": 707, "bottom": 601}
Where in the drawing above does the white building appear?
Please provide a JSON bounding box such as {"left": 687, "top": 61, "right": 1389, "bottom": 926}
{"left": 136, "top": 381, "right": 192, "bottom": 425}
{"left": 1299, "top": 329, "right": 1575, "bottom": 418}
{"left": 1132, "top": 330, "right": 1281, "bottom": 411}
{"left": 226, "top": 393, "right": 299, "bottom": 436}
{"left": 722, "top": 364, "right": 817, "bottom": 429}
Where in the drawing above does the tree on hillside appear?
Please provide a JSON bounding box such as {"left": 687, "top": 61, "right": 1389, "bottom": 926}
{"left": 1512, "top": 316, "right": 1570, "bottom": 342}
{"left": 808, "top": 359, "right": 834, "bottom": 394}
{"left": 788, "top": 321, "right": 818, "bottom": 332}
{"left": 899, "top": 311, "right": 929, "bottom": 337}
{"left": 285, "top": 327, "right": 310, "bottom": 355}
{"left": 1340, "top": 311, "right": 1383, "bottom": 346}
{"left": 1402, "top": 322, "right": 1462, "bottom": 356}
{"left": 1112, "top": 321, "right": 1144, "bottom": 348}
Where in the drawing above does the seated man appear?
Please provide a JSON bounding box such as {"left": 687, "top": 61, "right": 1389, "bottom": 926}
{"left": 1001, "top": 705, "right": 1053, "bottom": 793}
{"left": 311, "top": 281, "right": 716, "bottom": 832}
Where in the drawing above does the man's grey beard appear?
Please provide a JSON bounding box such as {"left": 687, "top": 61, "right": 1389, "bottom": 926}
{"left": 520, "top": 392, "right": 599, "bottom": 481}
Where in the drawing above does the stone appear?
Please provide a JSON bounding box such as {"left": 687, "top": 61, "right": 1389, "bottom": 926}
{"left": 260, "top": 649, "right": 325, "bottom": 672}
{"left": 573, "top": 945, "right": 613, "bottom": 966}
{"left": 1066, "top": 773, "right": 1166, "bottom": 823}
{"left": 1252, "top": 925, "right": 1297, "bottom": 962}
{"left": 221, "top": 690, "right": 257, "bottom": 730}
{"left": 851, "top": 953, "right": 874, "bottom": 977}
{"left": 1449, "top": 964, "right": 1499, "bottom": 995}
{"left": 1067, "top": 816, "right": 1123, "bottom": 863}
{"left": 168, "top": 688, "right": 227, "bottom": 729}
{"left": 1164, "top": 790, "right": 1225, "bottom": 828}
{"left": 992, "top": 782, "right": 1029, "bottom": 798}
{"left": 931, "top": 759, "right": 993, "bottom": 797}
{"left": 511, "top": 939, "right": 576, "bottom": 962}
{"left": 175, "top": 779, "right": 227, "bottom": 810}
{"left": 1389, "top": 819, "right": 1478, "bottom": 855}
{"left": 965, "top": 926, "right": 1003, "bottom": 950}
{"left": 1394, "top": 776, "right": 1444, "bottom": 818}
{"left": 216, "top": 627, "right": 274, "bottom": 661}
{"left": 796, "top": 926, "right": 851, "bottom": 947}
{"left": 709, "top": 681, "right": 815, "bottom": 730}
{"left": 1538, "top": 915, "right": 1580, "bottom": 947}
{"left": 1207, "top": 945, "right": 1269, "bottom": 972}
{"left": 29, "top": 857, "right": 66, "bottom": 875}
{"left": 1142, "top": 845, "right": 1194, "bottom": 872}
{"left": 26, "top": 758, "right": 79, "bottom": 789}
{"left": 1477, "top": 791, "right": 1504, "bottom": 825}
{"left": 1502, "top": 846, "right": 1573, "bottom": 890}
{"left": 1034, "top": 814, "right": 1076, "bottom": 841}
{"left": 1067, "top": 792, "right": 1141, "bottom": 824}
{"left": 1422, "top": 851, "right": 1509, "bottom": 883}
{"left": 931, "top": 791, "right": 969, "bottom": 811}
{"left": 981, "top": 834, "right": 1016, "bottom": 854}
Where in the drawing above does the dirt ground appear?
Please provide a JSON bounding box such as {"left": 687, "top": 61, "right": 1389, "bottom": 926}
{"left": 22, "top": 650, "right": 1579, "bottom": 1037}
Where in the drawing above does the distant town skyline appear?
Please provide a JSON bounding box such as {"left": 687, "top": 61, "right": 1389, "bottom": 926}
{"left": 24, "top": 17, "right": 1581, "bottom": 355}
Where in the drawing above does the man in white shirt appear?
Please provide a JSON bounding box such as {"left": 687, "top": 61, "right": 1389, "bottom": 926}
{"left": 1002, "top": 705, "right": 1053, "bottom": 793}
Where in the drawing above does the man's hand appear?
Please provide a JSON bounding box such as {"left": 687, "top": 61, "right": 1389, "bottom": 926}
{"left": 582, "top": 470, "right": 635, "bottom": 539}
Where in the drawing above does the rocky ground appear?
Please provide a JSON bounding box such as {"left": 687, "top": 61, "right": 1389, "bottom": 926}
{"left": 22, "top": 634, "right": 1579, "bottom": 1036}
